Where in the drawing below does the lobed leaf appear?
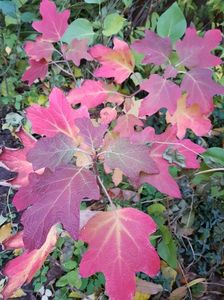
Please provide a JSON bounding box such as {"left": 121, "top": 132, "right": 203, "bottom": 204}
{"left": 79, "top": 208, "right": 160, "bottom": 300}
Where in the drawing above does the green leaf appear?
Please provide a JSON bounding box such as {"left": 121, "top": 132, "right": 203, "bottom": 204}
{"left": 157, "top": 2, "right": 186, "bottom": 42}
{"left": 66, "top": 270, "right": 82, "bottom": 289}
{"left": 84, "top": 0, "right": 103, "bottom": 3}
{"left": 103, "top": 13, "right": 125, "bottom": 36}
{"left": 203, "top": 147, "right": 224, "bottom": 168}
{"left": 21, "top": 12, "right": 35, "bottom": 23}
{"left": 122, "top": 0, "right": 133, "bottom": 7}
{"left": 0, "top": 1, "right": 17, "bottom": 18}
{"left": 158, "top": 238, "right": 177, "bottom": 269}
{"left": 61, "top": 18, "right": 95, "bottom": 44}
{"left": 62, "top": 260, "right": 77, "bottom": 271}
{"left": 147, "top": 203, "right": 166, "bottom": 215}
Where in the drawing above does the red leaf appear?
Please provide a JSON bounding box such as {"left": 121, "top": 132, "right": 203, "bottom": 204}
{"left": 27, "top": 133, "right": 77, "bottom": 171}
{"left": 103, "top": 137, "right": 158, "bottom": 184}
{"left": 79, "top": 207, "right": 160, "bottom": 300}
{"left": 181, "top": 68, "right": 224, "bottom": 114}
{"left": 114, "top": 114, "right": 143, "bottom": 137}
{"left": 2, "top": 225, "right": 58, "bottom": 299}
{"left": 90, "top": 38, "right": 135, "bottom": 83}
{"left": 13, "top": 172, "right": 42, "bottom": 211}
{"left": 21, "top": 165, "right": 100, "bottom": 249}
{"left": 132, "top": 126, "right": 205, "bottom": 197}
{"left": 100, "top": 107, "right": 117, "bottom": 125}
{"left": 166, "top": 94, "right": 212, "bottom": 138}
{"left": 0, "top": 130, "right": 36, "bottom": 187}
{"left": 24, "top": 38, "right": 54, "bottom": 61}
{"left": 22, "top": 58, "right": 48, "bottom": 85}
{"left": 75, "top": 118, "right": 107, "bottom": 150}
{"left": 139, "top": 75, "right": 181, "bottom": 117}
{"left": 131, "top": 30, "right": 172, "bottom": 65}
{"left": 32, "top": 0, "right": 70, "bottom": 42}
{"left": 3, "top": 231, "right": 24, "bottom": 250}
{"left": 62, "top": 38, "right": 92, "bottom": 66}
{"left": 176, "top": 28, "right": 222, "bottom": 69}
{"left": 67, "top": 80, "right": 123, "bottom": 108}
{"left": 26, "top": 87, "right": 88, "bottom": 140}
{"left": 164, "top": 65, "right": 178, "bottom": 79}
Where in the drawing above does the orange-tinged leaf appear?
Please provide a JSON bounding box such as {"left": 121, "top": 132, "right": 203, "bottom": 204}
{"left": 0, "top": 223, "right": 12, "bottom": 243}
{"left": 26, "top": 87, "right": 88, "bottom": 140}
{"left": 79, "top": 208, "right": 160, "bottom": 300}
{"left": 0, "top": 130, "right": 36, "bottom": 187}
{"left": 112, "top": 167, "right": 123, "bottom": 186}
{"left": 2, "top": 225, "right": 58, "bottom": 299}
{"left": 166, "top": 94, "right": 212, "bottom": 139}
{"left": 90, "top": 38, "right": 135, "bottom": 84}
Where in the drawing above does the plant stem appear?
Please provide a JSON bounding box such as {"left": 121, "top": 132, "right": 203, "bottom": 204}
{"left": 97, "top": 175, "right": 116, "bottom": 210}
{"left": 195, "top": 168, "right": 224, "bottom": 175}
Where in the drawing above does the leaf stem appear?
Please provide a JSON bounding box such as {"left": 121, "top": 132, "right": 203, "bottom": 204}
{"left": 195, "top": 168, "right": 224, "bottom": 175}
{"left": 97, "top": 175, "right": 116, "bottom": 210}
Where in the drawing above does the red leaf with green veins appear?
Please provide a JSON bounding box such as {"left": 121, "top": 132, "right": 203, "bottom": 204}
{"left": 132, "top": 126, "right": 205, "bottom": 197}
{"left": 24, "top": 39, "right": 54, "bottom": 61}
{"left": 22, "top": 165, "right": 100, "bottom": 250}
{"left": 75, "top": 118, "right": 107, "bottom": 150}
{"left": 2, "top": 225, "right": 58, "bottom": 300}
{"left": 27, "top": 133, "right": 77, "bottom": 171}
{"left": 32, "top": 0, "right": 70, "bottom": 42}
{"left": 176, "top": 27, "right": 222, "bottom": 69}
{"left": 79, "top": 208, "right": 160, "bottom": 300}
{"left": 131, "top": 30, "right": 172, "bottom": 65}
{"left": 103, "top": 137, "right": 158, "bottom": 184}
{"left": 26, "top": 87, "right": 88, "bottom": 140}
{"left": 0, "top": 130, "right": 36, "bottom": 187}
{"left": 22, "top": 58, "right": 48, "bottom": 85}
{"left": 139, "top": 74, "right": 181, "bottom": 117}
{"left": 67, "top": 80, "right": 123, "bottom": 108}
{"left": 62, "top": 38, "right": 92, "bottom": 66}
{"left": 90, "top": 38, "right": 135, "bottom": 84}
{"left": 181, "top": 68, "right": 224, "bottom": 114}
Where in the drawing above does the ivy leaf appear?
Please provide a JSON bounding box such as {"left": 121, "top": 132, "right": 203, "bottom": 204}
{"left": 166, "top": 94, "right": 212, "bottom": 139}
{"left": 79, "top": 208, "right": 160, "bottom": 300}
{"left": 176, "top": 27, "right": 222, "bottom": 68}
{"left": 62, "top": 38, "right": 93, "bottom": 67}
{"left": 0, "top": 130, "right": 36, "bottom": 187}
{"left": 75, "top": 118, "right": 107, "bottom": 150}
{"left": 131, "top": 30, "right": 172, "bottom": 65}
{"left": 2, "top": 226, "right": 58, "bottom": 299}
{"left": 157, "top": 2, "right": 186, "bottom": 42}
{"left": 24, "top": 38, "right": 54, "bottom": 62}
{"left": 22, "top": 59, "right": 48, "bottom": 85}
{"left": 27, "top": 133, "right": 77, "bottom": 171}
{"left": 103, "top": 13, "right": 125, "bottom": 37}
{"left": 32, "top": 0, "right": 70, "bottom": 42}
{"left": 139, "top": 75, "right": 181, "bottom": 117}
{"left": 21, "top": 165, "right": 100, "bottom": 250}
{"left": 90, "top": 38, "right": 135, "bottom": 83}
{"left": 67, "top": 80, "right": 123, "bottom": 108}
{"left": 26, "top": 87, "right": 88, "bottom": 140}
{"left": 181, "top": 68, "right": 224, "bottom": 114}
{"left": 103, "top": 137, "right": 159, "bottom": 184}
